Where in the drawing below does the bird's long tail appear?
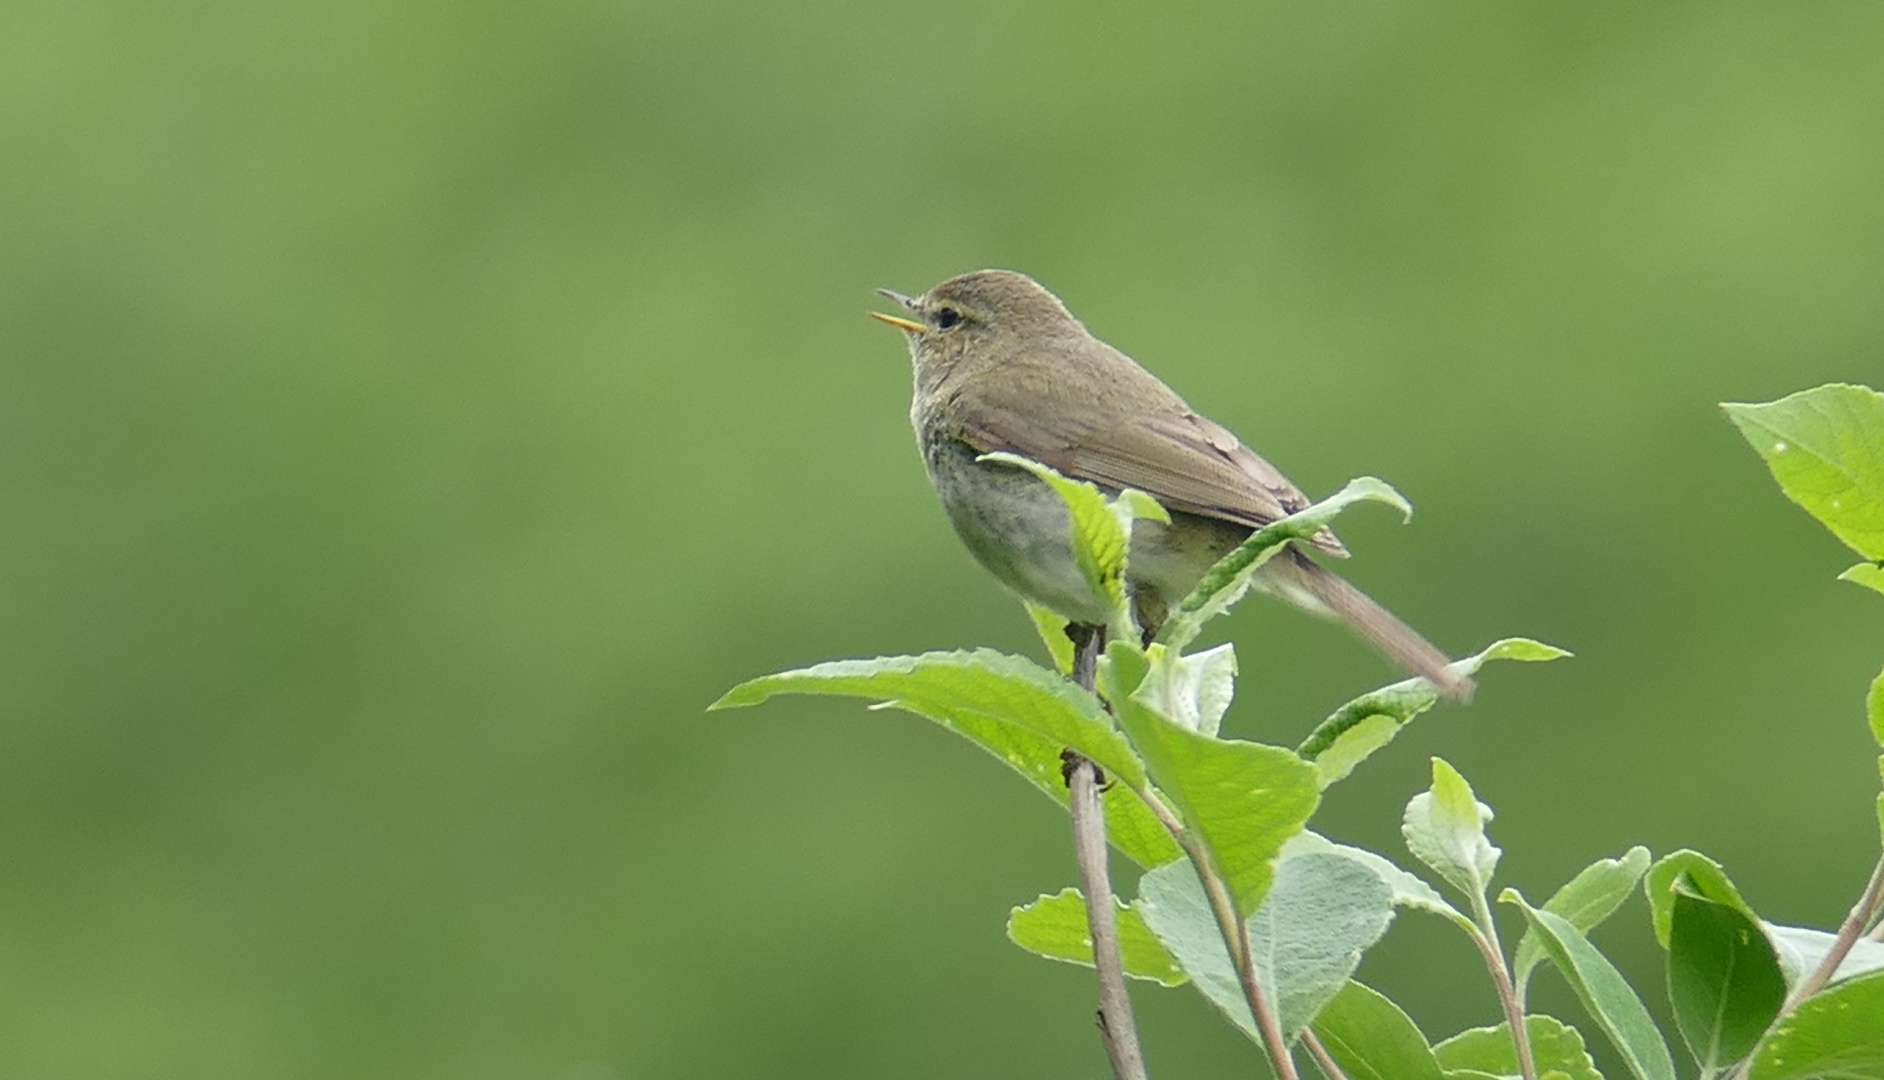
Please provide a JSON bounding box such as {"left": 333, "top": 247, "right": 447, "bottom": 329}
{"left": 1257, "top": 546, "right": 1474, "bottom": 701}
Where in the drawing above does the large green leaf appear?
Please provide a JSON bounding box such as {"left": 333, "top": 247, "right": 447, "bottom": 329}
{"left": 1403, "top": 758, "right": 1501, "bottom": 901}
{"left": 1105, "top": 641, "right": 1320, "bottom": 915}
{"left": 1157, "top": 476, "right": 1412, "bottom": 651}
{"left": 1667, "top": 884, "right": 1786, "bottom": 1073}
{"left": 1433, "top": 1016, "right": 1604, "bottom": 1080}
{"left": 1006, "top": 887, "right": 1188, "bottom": 987}
{"left": 980, "top": 451, "right": 1169, "bottom": 641}
{"left": 1310, "top": 981, "right": 1447, "bottom": 1080}
{"left": 1502, "top": 893, "right": 1676, "bottom": 1080}
{"left": 1747, "top": 970, "right": 1884, "bottom": 1080}
{"left": 1723, "top": 384, "right": 1884, "bottom": 561}
{"left": 1514, "top": 847, "right": 1653, "bottom": 997}
{"left": 1299, "top": 639, "right": 1571, "bottom": 787}
{"left": 1136, "top": 852, "right": 1395, "bottom": 1043}
{"left": 710, "top": 649, "right": 1180, "bottom": 866}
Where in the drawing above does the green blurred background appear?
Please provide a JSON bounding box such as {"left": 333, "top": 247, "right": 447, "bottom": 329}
{"left": 4, "top": 0, "right": 1883, "bottom": 1075}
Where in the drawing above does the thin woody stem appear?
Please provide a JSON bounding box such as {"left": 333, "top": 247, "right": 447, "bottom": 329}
{"left": 1065, "top": 624, "right": 1150, "bottom": 1080}
{"left": 1463, "top": 902, "right": 1537, "bottom": 1080}
{"left": 1130, "top": 756, "right": 1301, "bottom": 1079}
{"left": 1179, "top": 830, "right": 1302, "bottom": 1080}
{"left": 1300, "top": 1031, "right": 1353, "bottom": 1080}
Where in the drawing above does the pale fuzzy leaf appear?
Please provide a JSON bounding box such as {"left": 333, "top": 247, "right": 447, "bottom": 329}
{"left": 1310, "top": 981, "right": 1447, "bottom": 1080}
{"left": 1247, "top": 853, "right": 1396, "bottom": 1038}
{"left": 711, "top": 649, "right": 1180, "bottom": 867}
{"left": 1764, "top": 923, "right": 1884, "bottom": 989}
{"left": 1502, "top": 892, "right": 1677, "bottom": 1080}
{"left": 1746, "top": 970, "right": 1884, "bottom": 1080}
{"left": 1282, "top": 832, "right": 1468, "bottom": 926}
{"left": 1403, "top": 758, "right": 1501, "bottom": 900}
{"left": 1723, "top": 385, "right": 1884, "bottom": 560}
{"left": 1006, "top": 888, "right": 1188, "bottom": 987}
{"left": 1134, "top": 859, "right": 1261, "bottom": 1043}
{"left": 1133, "top": 642, "right": 1238, "bottom": 735}
{"left": 1300, "top": 638, "right": 1571, "bottom": 787}
{"left": 1514, "top": 847, "right": 1653, "bottom": 995}
{"left": 1433, "top": 1016, "right": 1603, "bottom": 1080}
{"left": 1136, "top": 853, "right": 1394, "bottom": 1043}
{"left": 1843, "top": 561, "right": 1884, "bottom": 597}
{"left": 1157, "top": 476, "right": 1413, "bottom": 651}
{"left": 1025, "top": 602, "right": 1074, "bottom": 675}
{"left": 1105, "top": 642, "right": 1320, "bottom": 916}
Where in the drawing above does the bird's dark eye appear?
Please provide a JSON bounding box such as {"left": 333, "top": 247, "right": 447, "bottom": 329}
{"left": 933, "top": 306, "right": 963, "bottom": 330}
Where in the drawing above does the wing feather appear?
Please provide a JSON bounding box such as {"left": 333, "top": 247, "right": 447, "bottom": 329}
{"left": 950, "top": 358, "right": 1348, "bottom": 556}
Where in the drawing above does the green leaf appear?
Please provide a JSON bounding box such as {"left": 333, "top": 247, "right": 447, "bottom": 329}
{"left": 1006, "top": 887, "right": 1189, "bottom": 987}
{"left": 714, "top": 648, "right": 1144, "bottom": 790}
{"left": 1764, "top": 923, "right": 1884, "bottom": 989}
{"left": 1136, "top": 853, "right": 1394, "bottom": 1043}
{"left": 1644, "top": 850, "right": 1757, "bottom": 949}
{"left": 1403, "top": 758, "right": 1501, "bottom": 900}
{"left": 710, "top": 650, "right": 1180, "bottom": 867}
{"left": 1515, "top": 847, "right": 1654, "bottom": 997}
{"left": 1300, "top": 638, "right": 1572, "bottom": 787}
{"left": 1248, "top": 852, "right": 1396, "bottom": 1037}
{"left": 1105, "top": 641, "right": 1320, "bottom": 915}
{"left": 1025, "top": 601, "right": 1074, "bottom": 675}
{"left": 1869, "top": 666, "right": 1884, "bottom": 749}
{"left": 1157, "top": 476, "right": 1413, "bottom": 651}
{"left": 1747, "top": 969, "right": 1884, "bottom": 1079}
{"left": 979, "top": 452, "right": 1170, "bottom": 641}
{"left": 1667, "top": 885, "right": 1786, "bottom": 1072}
{"left": 1310, "top": 981, "right": 1447, "bottom": 1080}
{"left": 1502, "top": 892, "right": 1677, "bottom": 1080}
{"left": 1842, "top": 562, "right": 1884, "bottom": 597}
{"left": 1283, "top": 832, "right": 1470, "bottom": 927}
{"left": 1723, "top": 384, "right": 1884, "bottom": 560}
{"left": 1434, "top": 1016, "right": 1604, "bottom": 1080}
{"left": 1134, "top": 641, "right": 1238, "bottom": 736}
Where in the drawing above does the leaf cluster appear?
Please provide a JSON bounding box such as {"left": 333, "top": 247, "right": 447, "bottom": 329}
{"left": 712, "top": 383, "right": 1884, "bottom": 1080}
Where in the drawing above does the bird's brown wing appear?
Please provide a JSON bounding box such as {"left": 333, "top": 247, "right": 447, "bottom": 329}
{"left": 952, "top": 375, "right": 1349, "bottom": 557}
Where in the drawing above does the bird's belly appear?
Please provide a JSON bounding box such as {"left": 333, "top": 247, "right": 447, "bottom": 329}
{"left": 924, "top": 439, "right": 1250, "bottom": 629}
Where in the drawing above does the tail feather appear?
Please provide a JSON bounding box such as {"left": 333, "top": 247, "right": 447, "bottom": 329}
{"left": 1259, "top": 546, "right": 1474, "bottom": 701}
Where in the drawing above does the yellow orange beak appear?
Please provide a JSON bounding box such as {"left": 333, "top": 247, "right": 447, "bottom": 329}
{"left": 869, "top": 310, "right": 925, "bottom": 333}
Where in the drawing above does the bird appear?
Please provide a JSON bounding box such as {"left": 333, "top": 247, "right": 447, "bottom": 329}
{"left": 872, "top": 269, "right": 1470, "bottom": 699}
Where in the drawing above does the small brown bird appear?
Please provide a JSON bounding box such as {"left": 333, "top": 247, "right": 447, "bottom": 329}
{"left": 873, "top": 269, "right": 1470, "bottom": 699}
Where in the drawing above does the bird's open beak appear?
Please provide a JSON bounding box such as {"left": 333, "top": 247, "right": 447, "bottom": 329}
{"left": 870, "top": 288, "right": 926, "bottom": 333}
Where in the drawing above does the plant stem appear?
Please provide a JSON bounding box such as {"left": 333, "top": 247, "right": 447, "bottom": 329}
{"left": 1064, "top": 624, "right": 1149, "bottom": 1080}
{"left": 1300, "top": 1030, "right": 1354, "bottom": 1080}
{"left": 1724, "top": 851, "right": 1884, "bottom": 1080}
{"left": 1128, "top": 753, "right": 1301, "bottom": 1079}
{"left": 1467, "top": 890, "right": 1538, "bottom": 1080}
{"left": 1786, "top": 853, "right": 1884, "bottom": 1005}
{"left": 1185, "top": 835, "right": 1302, "bottom": 1080}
